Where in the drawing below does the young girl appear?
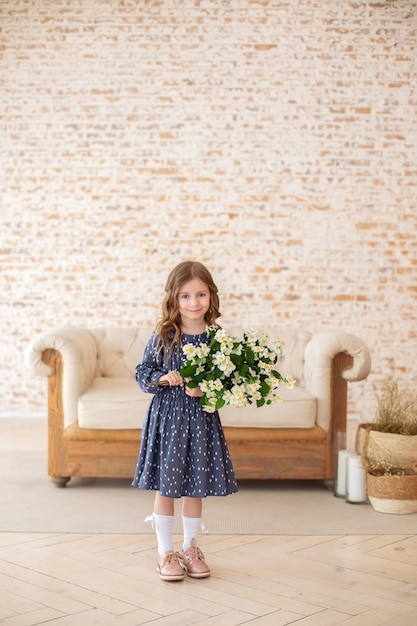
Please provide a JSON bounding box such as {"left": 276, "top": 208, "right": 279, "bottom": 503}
{"left": 132, "top": 261, "right": 238, "bottom": 582}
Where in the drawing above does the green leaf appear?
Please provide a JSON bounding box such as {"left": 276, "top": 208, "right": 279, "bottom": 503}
{"left": 244, "top": 346, "right": 255, "bottom": 364}
{"left": 180, "top": 364, "right": 198, "bottom": 377}
{"left": 260, "top": 381, "right": 270, "bottom": 395}
{"left": 239, "top": 364, "right": 249, "bottom": 377}
{"left": 216, "top": 397, "right": 226, "bottom": 410}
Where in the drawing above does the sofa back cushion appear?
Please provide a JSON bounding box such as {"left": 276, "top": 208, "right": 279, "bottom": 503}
{"left": 91, "top": 327, "right": 153, "bottom": 378}
{"left": 90, "top": 326, "right": 310, "bottom": 384}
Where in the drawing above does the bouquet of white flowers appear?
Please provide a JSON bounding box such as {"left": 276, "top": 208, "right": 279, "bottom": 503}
{"left": 180, "top": 325, "right": 295, "bottom": 413}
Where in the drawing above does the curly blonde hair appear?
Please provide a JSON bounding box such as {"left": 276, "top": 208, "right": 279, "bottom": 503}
{"left": 155, "top": 261, "right": 221, "bottom": 359}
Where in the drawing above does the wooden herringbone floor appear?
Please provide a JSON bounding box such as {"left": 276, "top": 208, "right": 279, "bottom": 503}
{"left": 1, "top": 419, "right": 416, "bottom": 625}
{"left": 1, "top": 532, "right": 417, "bottom": 624}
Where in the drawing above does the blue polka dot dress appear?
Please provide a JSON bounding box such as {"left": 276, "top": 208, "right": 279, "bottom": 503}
{"left": 132, "top": 331, "right": 238, "bottom": 498}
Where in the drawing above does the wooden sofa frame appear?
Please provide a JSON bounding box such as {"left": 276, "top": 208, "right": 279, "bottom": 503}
{"left": 43, "top": 348, "right": 352, "bottom": 487}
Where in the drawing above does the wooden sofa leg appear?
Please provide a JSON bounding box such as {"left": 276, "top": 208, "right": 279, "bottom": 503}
{"left": 42, "top": 349, "right": 72, "bottom": 488}
{"left": 50, "top": 476, "right": 71, "bottom": 488}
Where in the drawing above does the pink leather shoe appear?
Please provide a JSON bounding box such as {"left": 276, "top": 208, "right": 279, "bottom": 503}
{"left": 178, "top": 540, "right": 211, "bottom": 579}
{"left": 157, "top": 551, "right": 184, "bottom": 581}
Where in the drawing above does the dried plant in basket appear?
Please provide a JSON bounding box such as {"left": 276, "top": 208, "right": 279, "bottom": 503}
{"left": 373, "top": 377, "right": 417, "bottom": 436}
{"left": 363, "top": 378, "right": 417, "bottom": 477}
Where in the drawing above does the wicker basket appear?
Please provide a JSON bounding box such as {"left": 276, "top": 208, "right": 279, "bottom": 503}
{"left": 355, "top": 423, "right": 373, "bottom": 456}
{"left": 366, "top": 473, "right": 417, "bottom": 514}
{"left": 366, "top": 431, "right": 417, "bottom": 473}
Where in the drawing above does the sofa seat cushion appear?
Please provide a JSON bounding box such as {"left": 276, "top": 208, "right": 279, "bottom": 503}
{"left": 78, "top": 378, "right": 150, "bottom": 429}
{"left": 78, "top": 378, "right": 316, "bottom": 430}
{"left": 220, "top": 385, "right": 316, "bottom": 428}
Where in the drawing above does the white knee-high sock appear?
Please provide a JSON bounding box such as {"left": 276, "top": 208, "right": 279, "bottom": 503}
{"left": 151, "top": 513, "right": 175, "bottom": 555}
{"left": 182, "top": 516, "right": 202, "bottom": 551}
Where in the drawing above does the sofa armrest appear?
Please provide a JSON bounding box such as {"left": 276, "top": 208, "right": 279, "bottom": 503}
{"left": 25, "top": 327, "right": 98, "bottom": 427}
{"left": 304, "top": 330, "right": 371, "bottom": 431}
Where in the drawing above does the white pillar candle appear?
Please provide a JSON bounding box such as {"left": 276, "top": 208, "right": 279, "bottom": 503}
{"left": 335, "top": 450, "right": 350, "bottom": 497}
{"left": 346, "top": 454, "right": 367, "bottom": 503}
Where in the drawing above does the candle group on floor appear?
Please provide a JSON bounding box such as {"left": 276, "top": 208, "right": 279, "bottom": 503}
{"left": 335, "top": 449, "right": 368, "bottom": 503}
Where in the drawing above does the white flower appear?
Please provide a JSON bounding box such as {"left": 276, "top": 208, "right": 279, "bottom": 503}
{"left": 222, "top": 389, "right": 233, "bottom": 404}
{"left": 230, "top": 385, "right": 248, "bottom": 406}
{"left": 248, "top": 389, "right": 262, "bottom": 402}
{"left": 244, "top": 329, "right": 258, "bottom": 342}
{"left": 199, "top": 380, "right": 210, "bottom": 393}
{"left": 220, "top": 338, "right": 235, "bottom": 355}
{"left": 196, "top": 344, "right": 210, "bottom": 358}
{"left": 245, "top": 380, "right": 261, "bottom": 392}
{"left": 214, "top": 328, "right": 230, "bottom": 342}
{"left": 210, "top": 378, "right": 224, "bottom": 391}
{"left": 183, "top": 344, "right": 198, "bottom": 359}
{"left": 270, "top": 339, "right": 283, "bottom": 354}
{"left": 204, "top": 396, "right": 218, "bottom": 413}
{"left": 231, "top": 371, "right": 243, "bottom": 384}
{"left": 213, "top": 352, "right": 235, "bottom": 375}
{"left": 266, "top": 375, "right": 279, "bottom": 389}
{"left": 259, "top": 330, "right": 270, "bottom": 345}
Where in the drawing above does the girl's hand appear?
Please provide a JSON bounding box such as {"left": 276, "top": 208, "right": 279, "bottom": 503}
{"left": 185, "top": 385, "right": 203, "bottom": 397}
{"left": 159, "top": 371, "right": 184, "bottom": 387}
{"left": 185, "top": 379, "right": 203, "bottom": 397}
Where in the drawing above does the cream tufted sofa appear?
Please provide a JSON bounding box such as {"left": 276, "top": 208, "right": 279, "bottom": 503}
{"left": 25, "top": 326, "right": 371, "bottom": 486}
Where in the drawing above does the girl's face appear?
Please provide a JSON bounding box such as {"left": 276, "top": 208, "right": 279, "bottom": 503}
{"left": 177, "top": 277, "right": 210, "bottom": 328}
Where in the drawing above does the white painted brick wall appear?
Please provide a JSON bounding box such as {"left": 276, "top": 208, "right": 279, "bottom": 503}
{"left": 1, "top": 0, "right": 417, "bottom": 422}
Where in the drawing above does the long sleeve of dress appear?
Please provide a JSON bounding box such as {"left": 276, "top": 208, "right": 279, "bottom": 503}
{"left": 135, "top": 333, "right": 168, "bottom": 394}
